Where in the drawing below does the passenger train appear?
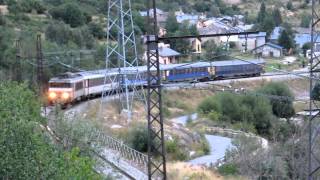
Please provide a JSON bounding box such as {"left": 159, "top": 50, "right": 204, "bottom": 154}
{"left": 48, "top": 59, "right": 265, "bottom": 104}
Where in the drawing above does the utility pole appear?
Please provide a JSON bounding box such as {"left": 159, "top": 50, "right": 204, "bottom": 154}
{"left": 36, "top": 34, "right": 44, "bottom": 95}
{"left": 15, "top": 39, "right": 22, "bottom": 82}
{"left": 146, "top": 1, "right": 167, "bottom": 179}
{"left": 309, "top": 0, "right": 320, "bottom": 179}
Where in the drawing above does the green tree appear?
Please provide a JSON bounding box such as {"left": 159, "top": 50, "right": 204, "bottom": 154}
{"left": 49, "top": 3, "right": 90, "bottom": 28}
{"left": 198, "top": 92, "right": 275, "bottom": 136}
{"left": 257, "top": 2, "right": 266, "bottom": 22}
{"left": 165, "top": 12, "right": 179, "bottom": 35}
{"left": 272, "top": 8, "right": 282, "bottom": 26}
{"left": 261, "top": 15, "right": 276, "bottom": 36}
{"left": 300, "top": 13, "right": 311, "bottom": 28}
{"left": 128, "top": 125, "right": 149, "bottom": 152}
{"left": 302, "top": 42, "right": 311, "bottom": 56}
{"left": 311, "top": 83, "right": 320, "bottom": 101}
{"left": 257, "top": 82, "right": 295, "bottom": 118}
{"left": 170, "top": 23, "right": 197, "bottom": 54}
{"left": 0, "top": 14, "right": 5, "bottom": 26}
{"left": 278, "top": 29, "right": 295, "bottom": 50}
{"left": 287, "top": 1, "right": 293, "bottom": 10}
{"left": 132, "top": 10, "right": 146, "bottom": 34}
{"left": 45, "top": 22, "right": 72, "bottom": 45}
{"left": 203, "top": 40, "right": 228, "bottom": 61}
{"left": 88, "top": 22, "right": 104, "bottom": 39}
{"left": 0, "top": 82, "right": 101, "bottom": 179}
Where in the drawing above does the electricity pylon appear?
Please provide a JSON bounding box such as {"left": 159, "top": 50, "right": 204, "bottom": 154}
{"left": 101, "top": 0, "right": 146, "bottom": 121}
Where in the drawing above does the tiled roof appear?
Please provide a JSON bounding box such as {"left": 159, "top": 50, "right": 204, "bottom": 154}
{"left": 158, "top": 47, "right": 180, "bottom": 57}
{"left": 176, "top": 14, "right": 199, "bottom": 23}
{"left": 253, "top": 42, "right": 283, "bottom": 51}
{"left": 239, "top": 32, "right": 266, "bottom": 38}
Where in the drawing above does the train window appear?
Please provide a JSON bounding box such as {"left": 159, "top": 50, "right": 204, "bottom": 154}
{"left": 89, "top": 77, "right": 104, "bottom": 87}
{"left": 75, "top": 82, "right": 83, "bottom": 91}
{"left": 49, "top": 82, "right": 71, "bottom": 88}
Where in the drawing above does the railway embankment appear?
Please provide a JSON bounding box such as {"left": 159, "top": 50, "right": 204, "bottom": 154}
{"left": 59, "top": 74, "right": 309, "bottom": 179}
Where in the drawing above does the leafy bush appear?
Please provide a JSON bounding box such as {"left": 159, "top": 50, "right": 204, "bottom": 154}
{"left": 218, "top": 163, "right": 238, "bottom": 175}
{"left": 0, "top": 82, "right": 100, "bottom": 179}
{"left": 198, "top": 92, "right": 275, "bottom": 136}
{"left": 286, "top": 1, "right": 293, "bottom": 10}
{"left": 312, "top": 83, "right": 320, "bottom": 101}
{"left": 0, "top": 14, "right": 6, "bottom": 26}
{"left": 7, "top": 0, "right": 46, "bottom": 14}
{"left": 257, "top": 82, "right": 295, "bottom": 118}
{"left": 300, "top": 13, "right": 311, "bottom": 28}
{"left": 128, "top": 125, "right": 149, "bottom": 152}
{"left": 45, "top": 22, "right": 95, "bottom": 48}
{"left": 165, "top": 138, "right": 189, "bottom": 161}
{"left": 49, "top": 3, "right": 91, "bottom": 28}
{"left": 201, "top": 138, "right": 210, "bottom": 155}
{"left": 88, "top": 22, "right": 105, "bottom": 39}
{"left": 166, "top": 139, "right": 178, "bottom": 153}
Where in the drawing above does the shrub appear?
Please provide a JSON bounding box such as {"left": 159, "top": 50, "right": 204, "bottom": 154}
{"left": 45, "top": 22, "right": 95, "bottom": 48}
{"left": 257, "top": 82, "right": 295, "bottom": 118}
{"left": 166, "top": 139, "right": 178, "bottom": 153}
{"left": 176, "top": 151, "right": 188, "bottom": 161}
{"left": 229, "top": 41, "right": 236, "bottom": 49}
{"left": 0, "top": 14, "right": 5, "bottom": 26}
{"left": 312, "top": 83, "right": 320, "bottom": 101}
{"left": 8, "top": 0, "right": 46, "bottom": 14}
{"left": 218, "top": 163, "right": 238, "bottom": 175}
{"left": 198, "top": 92, "right": 275, "bottom": 137}
{"left": 128, "top": 125, "right": 149, "bottom": 152}
{"left": 201, "top": 139, "right": 210, "bottom": 155}
{"left": 88, "top": 22, "right": 105, "bottom": 39}
{"left": 301, "top": 13, "right": 311, "bottom": 28}
{"left": 286, "top": 1, "right": 293, "bottom": 10}
{"left": 49, "top": 3, "right": 90, "bottom": 28}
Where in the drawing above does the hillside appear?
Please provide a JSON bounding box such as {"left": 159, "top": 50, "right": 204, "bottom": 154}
{"left": 0, "top": 0, "right": 315, "bottom": 87}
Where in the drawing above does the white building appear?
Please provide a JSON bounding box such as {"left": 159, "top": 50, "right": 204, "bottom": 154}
{"left": 238, "top": 32, "right": 266, "bottom": 51}
{"left": 197, "top": 19, "right": 240, "bottom": 43}
{"left": 252, "top": 43, "right": 283, "bottom": 58}
{"left": 139, "top": 8, "right": 168, "bottom": 26}
{"left": 143, "top": 43, "right": 181, "bottom": 65}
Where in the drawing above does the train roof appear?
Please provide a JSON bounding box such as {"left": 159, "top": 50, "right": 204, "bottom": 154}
{"left": 171, "top": 59, "right": 265, "bottom": 69}
{"left": 211, "top": 59, "right": 265, "bottom": 67}
{"left": 49, "top": 59, "right": 265, "bottom": 82}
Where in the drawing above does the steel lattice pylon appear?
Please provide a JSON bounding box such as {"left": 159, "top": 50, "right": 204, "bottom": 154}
{"left": 309, "top": 0, "right": 320, "bottom": 179}
{"left": 102, "top": 0, "right": 145, "bottom": 121}
{"left": 36, "top": 34, "right": 44, "bottom": 95}
{"left": 146, "top": 0, "right": 167, "bottom": 179}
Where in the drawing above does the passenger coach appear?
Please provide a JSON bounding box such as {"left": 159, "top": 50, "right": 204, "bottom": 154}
{"left": 48, "top": 59, "right": 265, "bottom": 104}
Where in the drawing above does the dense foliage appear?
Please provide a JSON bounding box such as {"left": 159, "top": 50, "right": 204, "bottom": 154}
{"left": 257, "top": 82, "right": 295, "bottom": 118}
{"left": 127, "top": 125, "right": 149, "bottom": 152}
{"left": 49, "top": 3, "right": 91, "bottom": 28}
{"left": 198, "top": 83, "right": 295, "bottom": 137}
{"left": 0, "top": 82, "right": 101, "bottom": 179}
{"left": 198, "top": 92, "right": 275, "bottom": 136}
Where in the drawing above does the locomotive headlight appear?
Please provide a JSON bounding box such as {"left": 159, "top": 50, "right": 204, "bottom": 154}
{"left": 49, "top": 92, "right": 57, "bottom": 99}
{"left": 62, "top": 92, "right": 70, "bottom": 99}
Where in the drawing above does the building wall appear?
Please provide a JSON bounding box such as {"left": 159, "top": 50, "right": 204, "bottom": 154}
{"left": 159, "top": 56, "right": 177, "bottom": 65}
{"left": 191, "top": 39, "right": 202, "bottom": 53}
{"left": 238, "top": 36, "right": 266, "bottom": 51}
{"left": 254, "top": 46, "right": 282, "bottom": 58}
